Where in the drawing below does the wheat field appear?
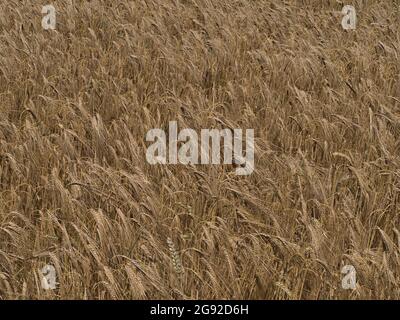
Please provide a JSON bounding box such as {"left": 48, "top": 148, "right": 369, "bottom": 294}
{"left": 0, "top": 0, "right": 400, "bottom": 299}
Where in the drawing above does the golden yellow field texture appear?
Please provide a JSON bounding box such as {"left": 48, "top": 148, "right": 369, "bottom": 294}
{"left": 0, "top": 0, "right": 400, "bottom": 299}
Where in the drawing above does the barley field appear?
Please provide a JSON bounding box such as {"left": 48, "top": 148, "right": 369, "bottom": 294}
{"left": 0, "top": 0, "right": 399, "bottom": 299}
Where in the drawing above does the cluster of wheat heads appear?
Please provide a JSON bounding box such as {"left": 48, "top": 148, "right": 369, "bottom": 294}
{"left": 0, "top": 0, "right": 400, "bottom": 299}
